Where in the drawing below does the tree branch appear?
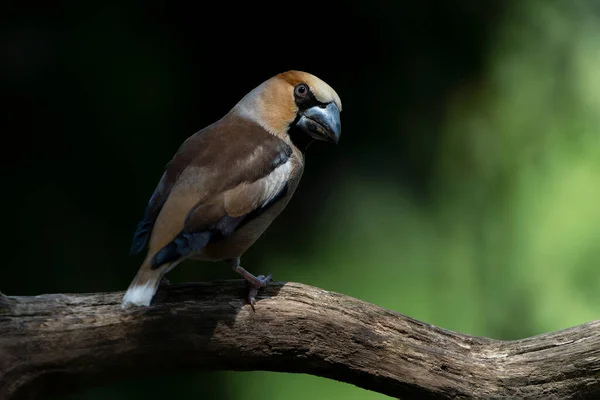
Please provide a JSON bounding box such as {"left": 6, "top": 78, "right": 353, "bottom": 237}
{"left": 1, "top": 281, "right": 599, "bottom": 400}
{"left": 0, "top": 292, "right": 14, "bottom": 312}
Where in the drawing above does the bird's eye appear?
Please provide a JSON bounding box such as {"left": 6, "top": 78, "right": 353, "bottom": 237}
{"left": 294, "top": 83, "right": 309, "bottom": 98}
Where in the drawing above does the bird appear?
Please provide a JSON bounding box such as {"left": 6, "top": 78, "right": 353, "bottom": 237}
{"left": 122, "top": 70, "right": 342, "bottom": 309}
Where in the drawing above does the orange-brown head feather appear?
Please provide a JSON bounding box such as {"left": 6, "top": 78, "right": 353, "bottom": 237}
{"left": 232, "top": 70, "right": 341, "bottom": 139}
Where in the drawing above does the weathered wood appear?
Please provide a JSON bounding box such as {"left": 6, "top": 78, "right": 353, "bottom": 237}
{"left": 0, "top": 293, "right": 14, "bottom": 312}
{"left": 0, "top": 281, "right": 599, "bottom": 399}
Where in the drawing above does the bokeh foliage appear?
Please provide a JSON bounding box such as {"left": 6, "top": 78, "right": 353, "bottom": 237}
{"left": 4, "top": 0, "right": 600, "bottom": 399}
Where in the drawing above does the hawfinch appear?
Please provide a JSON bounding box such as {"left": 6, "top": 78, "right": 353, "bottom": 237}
{"left": 122, "top": 70, "right": 342, "bottom": 309}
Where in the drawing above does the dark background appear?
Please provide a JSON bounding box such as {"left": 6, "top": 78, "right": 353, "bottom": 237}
{"left": 4, "top": 1, "right": 600, "bottom": 399}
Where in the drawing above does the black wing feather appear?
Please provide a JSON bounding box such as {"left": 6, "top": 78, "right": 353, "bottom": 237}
{"left": 129, "top": 173, "right": 171, "bottom": 256}
{"left": 151, "top": 231, "right": 211, "bottom": 268}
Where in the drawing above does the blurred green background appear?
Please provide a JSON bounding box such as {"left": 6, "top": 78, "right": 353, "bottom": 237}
{"left": 3, "top": 0, "right": 600, "bottom": 399}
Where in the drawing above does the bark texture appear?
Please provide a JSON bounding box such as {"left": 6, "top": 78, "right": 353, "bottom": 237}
{"left": 1, "top": 281, "right": 599, "bottom": 399}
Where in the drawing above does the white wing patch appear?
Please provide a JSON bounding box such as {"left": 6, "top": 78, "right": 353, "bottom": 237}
{"left": 222, "top": 158, "right": 293, "bottom": 217}
{"left": 259, "top": 160, "right": 292, "bottom": 207}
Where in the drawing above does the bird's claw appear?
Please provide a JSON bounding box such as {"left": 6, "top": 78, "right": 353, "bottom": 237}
{"left": 247, "top": 274, "right": 272, "bottom": 312}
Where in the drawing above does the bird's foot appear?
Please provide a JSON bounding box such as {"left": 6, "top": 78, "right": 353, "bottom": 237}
{"left": 233, "top": 265, "right": 272, "bottom": 311}
{"left": 247, "top": 274, "right": 272, "bottom": 311}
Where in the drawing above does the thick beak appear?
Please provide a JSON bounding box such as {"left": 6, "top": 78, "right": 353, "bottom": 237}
{"left": 296, "top": 102, "right": 341, "bottom": 144}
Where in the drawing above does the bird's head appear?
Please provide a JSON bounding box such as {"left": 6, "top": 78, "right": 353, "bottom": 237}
{"left": 233, "top": 70, "right": 342, "bottom": 145}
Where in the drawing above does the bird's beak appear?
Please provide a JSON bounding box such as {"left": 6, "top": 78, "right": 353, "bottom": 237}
{"left": 297, "top": 102, "right": 341, "bottom": 144}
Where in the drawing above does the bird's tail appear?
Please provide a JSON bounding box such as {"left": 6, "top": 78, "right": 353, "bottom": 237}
{"left": 121, "top": 259, "right": 176, "bottom": 309}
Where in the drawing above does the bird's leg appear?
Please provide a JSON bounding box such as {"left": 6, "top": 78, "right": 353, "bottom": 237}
{"left": 227, "top": 258, "right": 271, "bottom": 310}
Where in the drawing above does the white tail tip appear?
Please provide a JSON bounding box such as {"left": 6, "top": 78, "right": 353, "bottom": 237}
{"left": 121, "top": 283, "right": 156, "bottom": 309}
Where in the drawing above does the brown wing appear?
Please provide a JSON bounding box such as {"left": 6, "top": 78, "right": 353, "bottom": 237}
{"left": 140, "top": 114, "right": 294, "bottom": 268}
{"left": 182, "top": 154, "right": 292, "bottom": 234}
{"left": 128, "top": 120, "right": 221, "bottom": 256}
